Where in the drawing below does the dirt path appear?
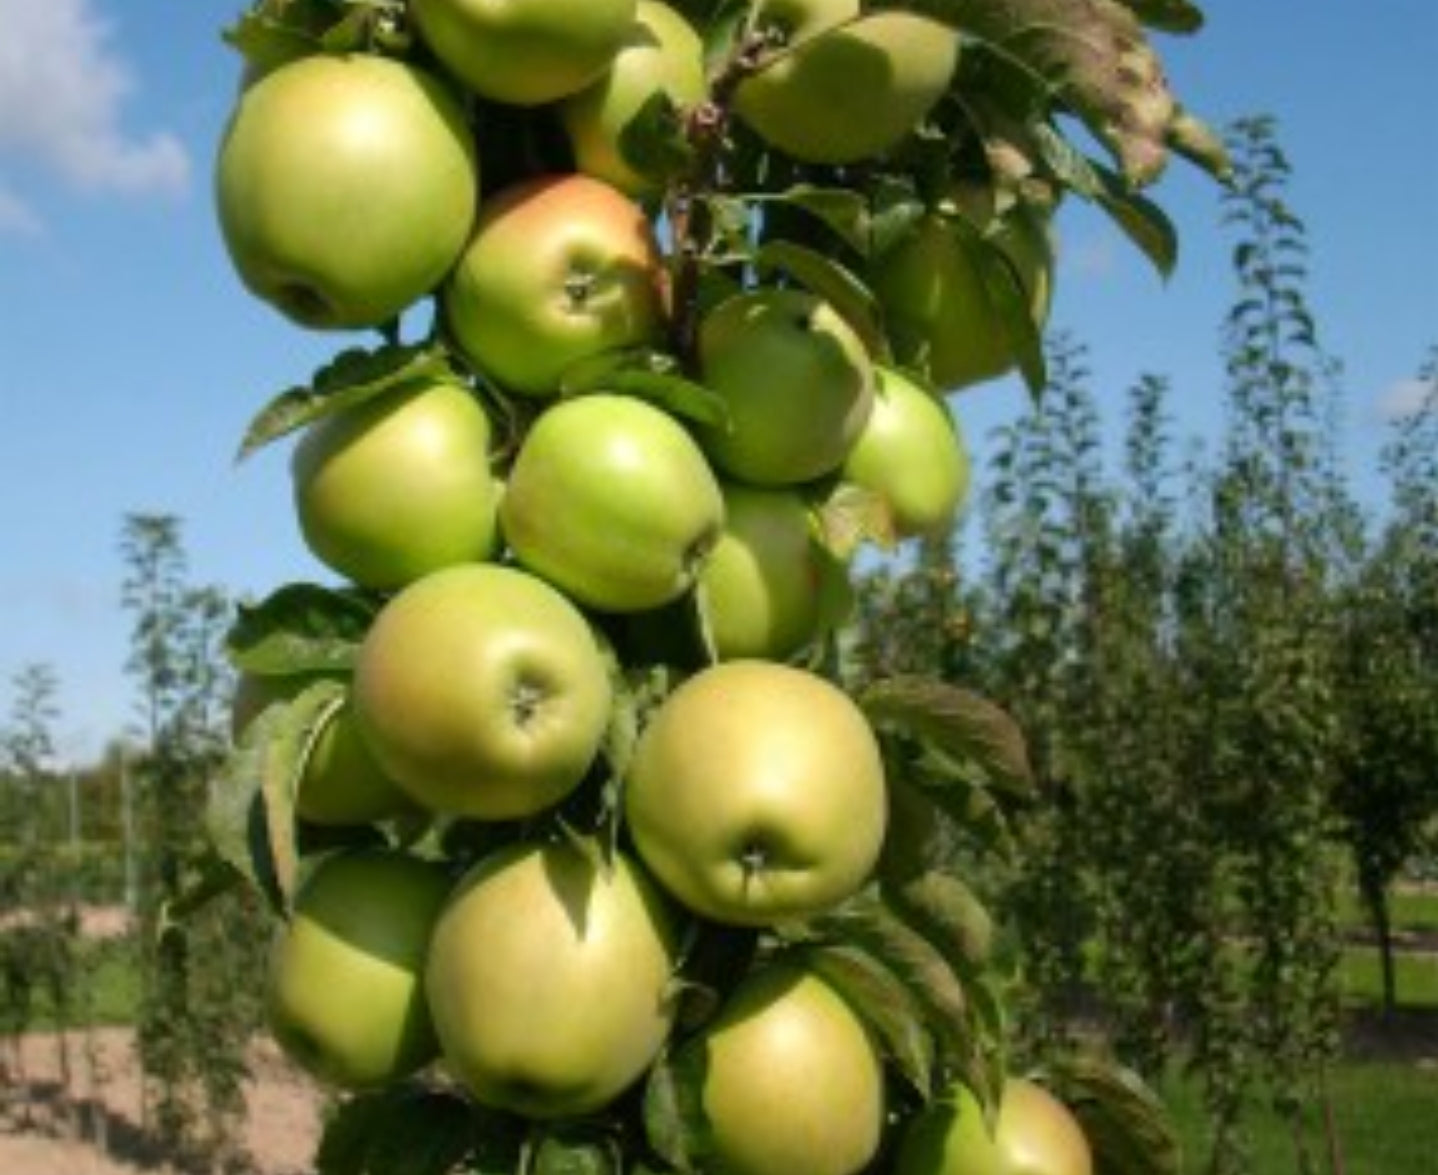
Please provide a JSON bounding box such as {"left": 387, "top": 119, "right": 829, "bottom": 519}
{"left": 0, "top": 1028, "right": 322, "bottom": 1175}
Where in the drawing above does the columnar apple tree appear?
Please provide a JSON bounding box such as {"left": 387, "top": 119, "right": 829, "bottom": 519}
{"left": 203, "top": 1, "right": 1229, "bottom": 1171}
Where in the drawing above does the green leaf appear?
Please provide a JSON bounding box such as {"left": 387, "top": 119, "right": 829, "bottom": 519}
{"left": 802, "top": 942, "right": 936, "bottom": 1097}
{"left": 206, "top": 679, "right": 344, "bottom": 913}
{"left": 1117, "top": 0, "right": 1205, "bottom": 35}
{"left": 861, "top": 676, "right": 1036, "bottom": 799}
{"left": 798, "top": 887, "right": 970, "bottom": 1059}
{"left": 1081, "top": 158, "right": 1180, "bottom": 279}
{"left": 748, "top": 186, "right": 871, "bottom": 256}
{"left": 227, "top": 582, "right": 380, "bottom": 677}
{"left": 969, "top": 227, "right": 1046, "bottom": 397}
{"left": 882, "top": 869, "right": 996, "bottom": 975}
{"left": 531, "top": 1131, "right": 617, "bottom": 1175}
{"left": 751, "top": 241, "right": 887, "bottom": 358}
{"left": 618, "top": 91, "right": 698, "bottom": 189}
{"left": 813, "top": 481, "right": 898, "bottom": 559}
{"left": 316, "top": 1081, "right": 516, "bottom": 1175}
{"left": 236, "top": 341, "right": 455, "bottom": 461}
{"left": 1036, "top": 1055, "right": 1183, "bottom": 1175}
{"left": 220, "top": 0, "right": 345, "bottom": 70}
{"left": 643, "top": 1045, "right": 710, "bottom": 1172}
{"left": 559, "top": 349, "right": 732, "bottom": 429}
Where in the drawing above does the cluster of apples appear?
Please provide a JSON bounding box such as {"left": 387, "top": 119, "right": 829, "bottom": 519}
{"left": 214, "top": 1, "right": 1086, "bottom": 1173}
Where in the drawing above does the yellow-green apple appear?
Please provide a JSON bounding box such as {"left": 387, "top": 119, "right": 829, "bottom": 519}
{"left": 678, "top": 961, "right": 885, "bottom": 1175}
{"left": 894, "top": 1077, "right": 1095, "bottom": 1175}
{"left": 215, "top": 54, "right": 477, "bottom": 330}
{"left": 291, "top": 379, "right": 502, "bottom": 590}
{"left": 698, "top": 288, "right": 874, "bottom": 485}
{"left": 839, "top": 365, "right": 971, "bottom": 538}
{"left": 558, "top": 0, "right": 707, "bottom": 196}
{"left": 426, "top": 839, "right": 680, "bottom": 1118}
{"left": 231, "top": 672, "right": 416, "bottom": 827}
{"left": 442, "top": 174, "right": 667, "bottom": 396}
{"left": 624, "top": 660, "right": 886, "bottom": 924}
{"left": 500, "top": 393, "right": 724, "bottom": 612}
{"left": 735, "top": 0, "right": 960, "bottom": 163}
{"left": 352, "top": 564, "right": 613, "bottom": 820}
{"left": 870, "top": 207, "right": 1054, "bottom": 392}
{"left": 264, "top": 848, "right": 452, "bottom": 1089}
{"left": 697, "top": 482, "right": 832, "bottom": 660}
{"left": 410, "top": 0, "right": 636, "bottom": 106}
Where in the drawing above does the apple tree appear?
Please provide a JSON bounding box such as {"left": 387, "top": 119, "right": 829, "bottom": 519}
{"left": 193, "top": 1, "right": 1231, "bottom": 1171}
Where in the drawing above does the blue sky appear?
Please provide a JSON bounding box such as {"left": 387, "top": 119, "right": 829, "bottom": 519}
{"left": 1, "top": 1, "right": 1435, "bottom": 763}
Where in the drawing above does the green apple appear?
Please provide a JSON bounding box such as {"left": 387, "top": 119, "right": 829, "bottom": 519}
{"left": 291, "top": 379, "right": 502, "bottom": 590}
{"left": 698, "top": 482, "right": 831, "bottom": 660}
{"left": 558, "top": 0, "right": 707, "bottom": 196}
{"left": 895, "top": 1077, "right": 1094, "bottom": 1175}
{"left": 231, "top": 672, "right": 416, "bottom": 827}
{"left": 215, "top": 53, "right": 478, "bottom": 330}
{"left": 840, "top": 365, "right": 971, "bottom": 538}
{"left": 426, "top": 839, "right": 680, "bottom": 1118}
{"left": 500, "top": 393, "right": 725, "bottom": 612}
{"left": 352, "top": 564, "right": 613, "bottom": 820}
{"left": 625, "top": 660, "right": 886, "bottom": 925}
{"left": 264, "top": 848, "right": 452, "bottom": 1089}
{"left": 442, "top": 174, "right": 667, "bottom": 396}
{"left": 698, "top": 288, "right": 874, "bottom": 486}
{"left": 411, "top": 0, "right": 637, "bottom": 106}
{"left": 735, "top": 0, "right": 960, "bottom": 164}
{"left": 679, "top": 961, "right": 885, "bottom": 1175}
{"left": 871, "top": 207, "right": 1054, "bottom": 392}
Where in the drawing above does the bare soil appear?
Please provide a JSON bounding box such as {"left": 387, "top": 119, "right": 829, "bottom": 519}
{"left": 0, "top": 1028, "right": 323, "bottom": 1175}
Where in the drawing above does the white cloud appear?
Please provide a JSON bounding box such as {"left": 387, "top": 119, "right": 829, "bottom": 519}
{"left": 0, "top": 0, "right": 189, "bottom": 231}
{"left": 0, "top": 183, "right": 42, "bottom": 236}
{"left": 1376, "top": 376, "right": 1437, "bottom": 423}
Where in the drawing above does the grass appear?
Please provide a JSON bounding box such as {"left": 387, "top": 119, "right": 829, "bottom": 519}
{"left": 16, "top": 939, "right": 140, "bottom": 1032}
{"left": 1334, "top": 884, "right": 1438, "bottom": 937}
{"left": 1338, "top": 946, "right": 1438, "bottom": 1011}
{"left": 1163, "top": 1060, "right": 1438, "bottom": 1175}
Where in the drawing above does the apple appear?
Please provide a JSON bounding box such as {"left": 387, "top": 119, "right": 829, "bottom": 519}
{"left": 352, "top": 564, "right": 613, "bottom": 820}
{"left": 426, "top": 839, "right": 680, "bottom": 1118}
{"left": 870, "top": 207, "right": 1054, "bottom": 392}
{"left": 698, "top": 482, "right": 831, "bottom": 660}
{"left": 410, "top": 0, "right": 637, "bottom": 106}
{"left": 839, "top": 365, "right": 971, "bottom": 538}
{"left": 558, "top": 0, "right": 707, "bottom": 196}
{"left": 215, "top": 53, "right": 478, "bottom": 330}
{"left": 624, "top": 659, "right": 886, "bottom": 925}
{"left": 895, "top": 1077, "right": 1095, "bottom": 1175}
{"left": 698, "top": 288, "right": 874, "bottom": 486}
{"left": 500, "top": 393, "right": 725, "bottom": 612}
{"left": 291, "top": 379, "right": 502, "bottom": 590}
{"left": 679, "top": 961, "right": 885, "bottom": 1175}
{"left": 231, "top": 672, "right": 417, "bottom": 827}
{"left": 442, "top": 174, "right": 667, "bottom": 396}
{"left": 264, "top": 848, "right": 452, "bottom": 1089}
{"left": 735, "top": 0, "right": 960, "bottom": 164}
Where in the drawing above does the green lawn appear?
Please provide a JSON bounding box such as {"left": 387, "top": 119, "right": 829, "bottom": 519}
{"left": 1164, "top": 1061, "right": 1438, "bottom": 1175}
{"left": 1338, "top": 946, "right": 1438, "bottom": 1011}
{"left": 15, "top": 939, "right": 140, "bottom": 1032}
{"left": 1334, "top": 884, "right": 1438, "bottom": 936}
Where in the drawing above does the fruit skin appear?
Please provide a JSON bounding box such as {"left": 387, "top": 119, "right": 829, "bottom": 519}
{"left": 894, "top": 1077, "right": 1095, "bottom": 1175}
{"left": 215, "top": 54, "right": 478, "bottom": 330}
{"left": 871, "top": 208, "right": 1054, "bottom": 392}
{"left": 426, "top": 839, "right": 680, "bottom": 1119}
{"left": 500, "top": 393, "right": 725, "bottom": 613}
{"left": 264, "top": 848, "right": 453, "bottom": 1090}
{"left": 411, "top": 0, "right": 637, "bottom": 106}
{"left": 291, "top": 380, "right": 502, "bottom": 590}
{"left": 679, "top": 962, "right": 885, "bottom": 1175}
{"left": 625, "top": 660, "right": 886, "bottom": 925}
{"left": 558, "top": 0, "right": 707, "bottom": 196}
{"left": 352, "top": 564, "right": 613, "bottom": 820}
{"left": 735, "top": 0, "right": 960, "bottom": 164}
{"left": 698, "top": 289, "right": 874, "bottom": 486}
{"left": 698, "top": 482, "right": 831, "bottom": 660}
{"left": 231, "top": 672, "right": 416, "bottom": 827}
{"left": 442, "top": 174, "right": 667, "bottom": 397}
{"left": 840, "top": 365, "right": 971, "bottom": 538}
